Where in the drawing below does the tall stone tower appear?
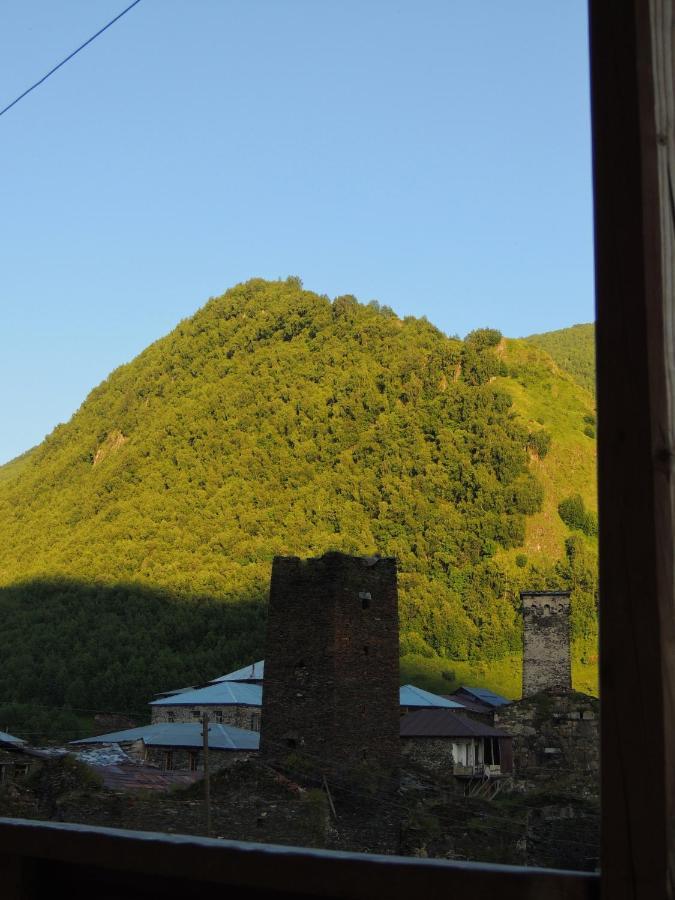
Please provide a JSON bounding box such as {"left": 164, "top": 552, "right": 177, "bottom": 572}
{"left": 260, "top": 552, "right": 400, "bottom": 775}
{"left": 521, "top": 590, "right": 572, "bottom": 697}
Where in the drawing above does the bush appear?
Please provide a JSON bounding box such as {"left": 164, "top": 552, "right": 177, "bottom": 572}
{"left": 465, "top": 328, "right": 503, "bottom": 350}
{"left": 527, "top": 429, "right": 552, "bottom": 459}
{"left": 558, "top": 494, "right": 598, "bottom": 537}
{"left": 515, "top": 554, "right": 528, "bottom": 568}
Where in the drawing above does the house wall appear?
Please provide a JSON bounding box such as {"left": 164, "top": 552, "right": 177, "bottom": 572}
{"left": 144, "top": 747, "right": 253, "bottom": 773}
{"left": 0, "top": 749, "right": 34, "bottom": 784}
{"left": 495, "top": 691, "right": 599, "bottom": 790}
{"left": 150, "top": 705, "right": 261, "bottom": 731}
{"left": 260, "top": 553, "right": 400, "bottom": 776}
{"left": 401, "top": 737, "right": 457, "bottom": 775}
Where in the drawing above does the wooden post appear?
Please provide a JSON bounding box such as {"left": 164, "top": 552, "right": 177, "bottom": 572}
{"left": 589, "top": 1, "right": 675, "bottom": 896}
{"left": 202, "top": 713, "right": 211, "bottom": 837}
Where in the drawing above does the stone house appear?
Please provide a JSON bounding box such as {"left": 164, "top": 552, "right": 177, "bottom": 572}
{"left": 149, "top": 681, "right": 262, "bottom": 731}
{"left": 0, "top": 731, "right": 30, "bottom": 785}
{"left": 0, "top": 731, "right": 66, "bottom": 785}
{"left": 71, "top": 722, "right": 259, "bottom": 773}
{"left": 495, "top": 690, "right": 599, "bottom": 785}
{"left": 400, "top": 708, "right": 513, "bottom": 778}
{"left": 446, "top": 686, "right": 511, "bottom": 723}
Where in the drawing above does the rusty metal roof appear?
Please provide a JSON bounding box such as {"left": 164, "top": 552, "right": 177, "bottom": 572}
{"left": 86, "top": 762, "right": 202, "bottom": 793}
{"left": 400, "top": 708, "right": 511, "bottom": 738}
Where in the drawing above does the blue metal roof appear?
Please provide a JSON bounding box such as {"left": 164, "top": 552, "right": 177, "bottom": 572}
{"left": 399, "top": 685, "right": 465, "bottom": 709}
{"left": 459, "top": 685, "right": 510, "bottom": 707}
{"left": 71, "top": 722, "right": 260, "bottom": 751}
{"left": 150, "top": 681, "right": 262, "bottom": 708}
{"left": 210, "top": 660, "right": 265, "bottom": 683}
{"left": 0, "top": 730, "right": 25, "bottom": 746}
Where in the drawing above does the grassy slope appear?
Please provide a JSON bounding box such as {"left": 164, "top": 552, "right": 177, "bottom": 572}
{"left": 496, "top": 339, "right": 597, "bottom": 566}
{"left": 401, "top": 338, "right": 598, "bottom": 699}
{"left": 525, "top": 323, "right": 596, "bottom": 396}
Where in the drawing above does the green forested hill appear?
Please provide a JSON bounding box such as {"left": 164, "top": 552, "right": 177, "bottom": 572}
{"left": 525, "top": 323, "right": 596, "bottom": 396}
{"left": 0, "top": 279, "right": 598, "bottom": 724}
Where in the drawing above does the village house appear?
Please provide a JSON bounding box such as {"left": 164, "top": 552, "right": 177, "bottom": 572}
{"left": 400, "top": 708, "right": 513, "bottom": 778}
{"left": 0, "top": 731, "right": 66, "bottom": 785}
{"left": 149, "top": 681, "right": 263, "bottom": 731}
{"left": 71, "top": 721, "right": 259, "bottom": 773}
{"left": 445, "top": 686, "right": 510, "bottom": 723}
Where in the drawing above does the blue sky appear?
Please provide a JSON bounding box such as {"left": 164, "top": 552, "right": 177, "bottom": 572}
{"left": 0, "top": 1, "right": 593, "bottom": 465}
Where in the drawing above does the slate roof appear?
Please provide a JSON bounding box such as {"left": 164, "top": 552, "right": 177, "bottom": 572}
{"left": 399, "top": 685, "right": 466, "bottom": 709}
{"left": 456, "top": 686, "right": 510, "bottom": 707}
{"left": 400, "top": 708, "right": 511, "bottom": 738}
{"left": 150, "top": 681, "right": 263, "bottom": 708}
{"left": 210, "top": 660, "right": 265, "bottom": 683}
{"left": 71, "top": 722, "right": 260, "bottom": 751}
{"left": 0, "top": 730, "right": 26, "bottom": 746}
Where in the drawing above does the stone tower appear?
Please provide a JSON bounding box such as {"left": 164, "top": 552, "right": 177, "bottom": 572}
{"left": 260, "top": 552, "right": 400, "bottom": 775}
{"left": 521, "top": 590, "right": 572, "bottom": 697}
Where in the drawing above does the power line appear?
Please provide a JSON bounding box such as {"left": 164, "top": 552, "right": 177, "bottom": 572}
{"left": 0, "top": 0, "right": 143, "bottom": 119}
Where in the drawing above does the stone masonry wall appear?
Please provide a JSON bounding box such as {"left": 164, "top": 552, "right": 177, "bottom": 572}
{"left": 401, "top": 738, "right": 456, "bottom": 777}
{"left": 521, "top": 590, "right": 572, "bottom": 696}
{"left": 151, "top": 705, "right": 261, "bottom": 731}
{"left": 144, "top": 747, "right": 253, "bottom": 773}
{"left": 495, "top": 690, "right": 599, "bottom": 793}
{"left": 260, "top": 553, "right": 400, "bottom": 775}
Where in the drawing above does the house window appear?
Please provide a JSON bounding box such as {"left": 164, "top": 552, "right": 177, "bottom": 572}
{"left": 359, "top": 591, "right": 371, "bottom": 609}
{"left": 192, "top": 709, "right": 200, "bottom": 720}
{"left": 250, "top": 713, "right": 260, "bottom": 731}
{"left": 163, "top": 752, "right": 174, "bottom": 772}
{"left": 214, "top": 710, "right": 224, "bottom": 724}
{"left": 167, "top": 711, "right": 175, "bottom": 723}
{"left": 189, "top": 753, "right": 198, "bottom": 772}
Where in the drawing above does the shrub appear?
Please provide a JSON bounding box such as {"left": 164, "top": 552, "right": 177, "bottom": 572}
{"left": 527, "top": 429, "right": 552, "bottom": 459}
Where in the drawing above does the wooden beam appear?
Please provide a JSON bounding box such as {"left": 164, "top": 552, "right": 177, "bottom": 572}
{"left": 0, "top": 818, "right": 599, "bottom": 900}
{"left": 589, "top": 1, "right": 675, "bottom": 896}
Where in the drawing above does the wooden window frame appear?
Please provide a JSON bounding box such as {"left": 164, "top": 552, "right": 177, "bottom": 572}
{"left": 0, "top": 2, "right": 672, "bottom": 896}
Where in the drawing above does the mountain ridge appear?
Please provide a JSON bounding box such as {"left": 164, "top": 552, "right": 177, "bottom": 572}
{"left": 0, "top": 280, "right": 597, "bottom": 713}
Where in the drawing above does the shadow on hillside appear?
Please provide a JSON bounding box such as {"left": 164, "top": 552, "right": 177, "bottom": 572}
{"left": 0, "top": 578, "right": 267, "bottom": 721}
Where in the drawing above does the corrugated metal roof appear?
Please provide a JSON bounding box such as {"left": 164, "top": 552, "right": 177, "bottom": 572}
{"left": 210, "top": 660, "right": 265, "bottom": 683}
{"left": 400, "top": 708, "right": 511, "bottom": 738}
{"left": 150, "top": 681, "right": 262, "bottom": 708}
{"left": 458, "top": 686, "right": 510, "bottom": 707}
{"left": 0, "top": 730, "right": 26, "bottom": 746}
{"left": 71, "top": 722, "right": 260, "bottom": 751}
{"left": 445, "top": 694, "right": 493, "bottom": 714}
{"left": 399, "top": 685, "right": 465, "bottom": 709}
